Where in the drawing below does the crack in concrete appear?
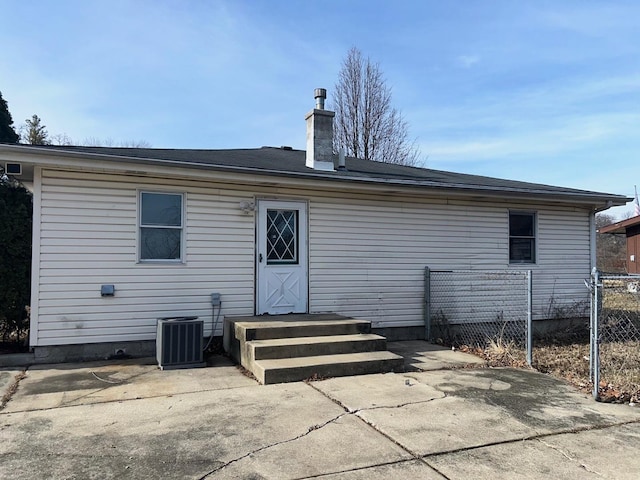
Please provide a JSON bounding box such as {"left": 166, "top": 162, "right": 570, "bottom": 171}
{"left": 536, "top": 438, "right": 604, "bottom": 477}
{"left": 290, "top": 458, "right": 450, "bottom": 480}
{"left": 421, "top": 419, "right": 640, "bottom": 459}
{"left": 7, "top": 369, "right": 636, "bottom": 480}
{"left": 350, "top": 395, "right": 446, "bottom": 413}
{"left": 4, "top": 389, "right": 358, "bottom": 479}
{"left": 352, "top": 411, "right": 452, "bottom": 480}
{"left": 198, "top": 382, "right": 451, "bottom": 479}
{"left": 303, "top": 381, "right": 640, "bottom": 480}
{"left": 306, "top": 376, "right": 448, "bottom": 415}
{"left": 197, "top": 411, "right": 351, "bottom": 479}
{"left": 306, "top": 381, "right": 450, "bottom": 479}
{"left": 2, "top": 380, "right": 253, "bottom": 414}
{"left": 0, "top": 367, "right": 28, "bottom": 412}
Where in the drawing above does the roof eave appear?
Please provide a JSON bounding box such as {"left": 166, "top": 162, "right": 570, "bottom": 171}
{"left": 599, "top": 215, "right": 640, "bottom": 234}
{"left": 0, "top": 144, "right": 630, "bottom": 208}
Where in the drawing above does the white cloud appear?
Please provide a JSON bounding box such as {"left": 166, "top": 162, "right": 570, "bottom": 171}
{"left": 1, "top": 0, "right": 638, "bottom": 198}
{"left": 457, "top": 55, "right": 480, "bottom": 68}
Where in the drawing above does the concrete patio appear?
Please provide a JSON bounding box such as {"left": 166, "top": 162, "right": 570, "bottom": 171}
{"left": 1, "top": 341, "right": 639, "bottom": 479}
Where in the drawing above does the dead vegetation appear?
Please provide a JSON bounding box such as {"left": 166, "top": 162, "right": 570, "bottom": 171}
{"left": 459, "top": 331, "right": 640, "bottom": 404}
{"left": 459, "top": 339, "right": 529, "bottom": 369}
{"left": 597, "top": 341, "right": 640, "bottom": 403}
{"left": 447, "top": 286, "right": 640, "bottom": 404}
{"left": 0, "top": 370, "right": 26, "bottom": 411}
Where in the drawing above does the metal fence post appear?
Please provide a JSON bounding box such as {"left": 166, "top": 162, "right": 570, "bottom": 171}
{"left": 424, "top": 266, "right": 431, "bottom": 341}
{"left": 592, "top": 269, "right": 600, "bottom": 400}
{"left": 588, "top": 269, "right": 595, "bottom": 380}
{"left": 526, "top": 270, "right": 533, "bottom": 366}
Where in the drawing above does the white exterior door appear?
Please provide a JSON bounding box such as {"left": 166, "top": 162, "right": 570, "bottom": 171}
{"left": 256, "top": 200, "right": 308, "bottom": 315}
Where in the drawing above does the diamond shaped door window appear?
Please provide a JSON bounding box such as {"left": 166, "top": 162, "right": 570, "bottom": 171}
{"left": 266, "top": 209, "right": 298, "bottom": 264}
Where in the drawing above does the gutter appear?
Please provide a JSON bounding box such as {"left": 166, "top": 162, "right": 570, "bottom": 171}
{"left": 0, "top": 144, "right": 631, "bottom": 208}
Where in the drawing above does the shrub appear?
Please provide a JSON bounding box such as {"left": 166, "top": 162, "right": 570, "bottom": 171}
{"left": 0, "top": 179, "right": 32, "bottom": 344}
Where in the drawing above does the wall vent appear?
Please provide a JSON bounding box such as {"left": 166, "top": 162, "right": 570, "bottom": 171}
{"left": 156, "top": 317, "right": 206, "bottom": 370}
{"left": 4, "top": 163, "right": 22, "bottom": 175}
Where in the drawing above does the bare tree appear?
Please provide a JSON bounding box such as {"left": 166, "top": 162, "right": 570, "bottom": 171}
{"left": 332, "top": 47, "right": 419, "bottom": 166}
{"left": 50, "top": 133, "right": 73, "bottom": 145}
{"left": 81, "top": 137, "right": 151, "bottom": 148}
{"left": 596, "top": 213, "right": 626, "bottom": 273}
{"left": 115, "top": 139, "right": 152, "bottom": 148}
{"left": 16, "top": 112, "right": 151, "bottom": 148}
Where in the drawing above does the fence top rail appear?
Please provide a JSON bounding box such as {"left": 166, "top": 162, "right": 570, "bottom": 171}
{"left": 599, "top": 274, "right": 640, "bottom": 280}
{"left": 429, "top": 269, "right": 530, "bottom": 276}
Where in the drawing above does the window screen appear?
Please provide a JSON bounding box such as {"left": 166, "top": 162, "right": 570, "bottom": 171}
{"left": 139, "top": 192, "right": 183, "bottom": 261}
{"left": 509, "top": 212, "right": 536, "bottom": 263}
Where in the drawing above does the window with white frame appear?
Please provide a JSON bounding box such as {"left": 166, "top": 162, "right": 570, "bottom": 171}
{"left": 139, "top": 191, "right": 184, "bottom": 261}
{"left": 266, "top": 209, "right": 299, "bottom": 265}
{"left": 509, "top": 211, "right": 536, "bottom": 263}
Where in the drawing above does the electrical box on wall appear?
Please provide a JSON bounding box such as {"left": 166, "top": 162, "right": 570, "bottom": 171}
{"left": 101, "top": 284, "right": 115, "bottom": 296}
{"left": 211, "top": 293, "right": 221, "bottom": 306}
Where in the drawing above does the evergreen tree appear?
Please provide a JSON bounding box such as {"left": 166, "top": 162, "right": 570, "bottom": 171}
{"left": 0, "top": 178, "right": 32, "bottom": 344}
{"left": 0, "top": 91, "right": 20, "bottom": 143}
{"left": 23, "top": 114, "right": 50, "bottom": 145}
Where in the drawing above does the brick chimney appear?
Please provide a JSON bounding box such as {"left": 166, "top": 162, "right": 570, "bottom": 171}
{"left": 305, "top": 88, "right": 335, "bottom": 171}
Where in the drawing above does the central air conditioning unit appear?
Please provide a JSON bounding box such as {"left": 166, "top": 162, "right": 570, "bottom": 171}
{"left": 156, "top": 316, "right": 206, "bottom": 370}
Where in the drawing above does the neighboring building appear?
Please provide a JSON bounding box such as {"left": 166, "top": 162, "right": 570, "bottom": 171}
{"left": 0, "top": 90, "right": 630, "bottom": 360}
{"left": 599, "top": 216, "right": 640, "bottom": 274}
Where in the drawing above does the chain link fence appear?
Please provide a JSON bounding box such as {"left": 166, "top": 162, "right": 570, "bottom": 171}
{"left": 426, "top": 268, "right": 532, "bottom": 363}
{"left": 590, "top": 271, "right": 640, "bottom": 400}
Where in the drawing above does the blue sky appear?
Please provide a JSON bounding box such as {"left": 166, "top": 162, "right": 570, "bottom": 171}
{"left": 1, "top": 1, "right": 639, "bottom": 217}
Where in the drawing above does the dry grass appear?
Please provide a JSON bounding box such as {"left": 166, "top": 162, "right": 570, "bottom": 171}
{"left": 521, "top": 339, "right": 638, "bottom": 403}
{"left": 598, "top": 341, "right": 640, "bottom": 402}
{"left": 532, "top": 343, "right": 592, "bottom": 391}
{"left": 441, "top": 279, "right": 640, "bottom": 403}
{"left": 459, "top": 338, "right": 529, "bottom": 369}
{"left": 603, "top": 290, "right": 640, "bottom": 311}
{"left": 597, "top": 283, "right": 640, "bottom": 402}
{"left": 461, "top": 334, "right": 640, "bottom": 404}
{"left": 485, "top": 338, "right": 529, "bottom": 368}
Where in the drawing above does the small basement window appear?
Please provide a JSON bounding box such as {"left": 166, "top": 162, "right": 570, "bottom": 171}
{"left": 139, "top": 191, "right": 184, "bottom": 262}
{"left": 509, "top": 211, "right": 536, "bottom": 264}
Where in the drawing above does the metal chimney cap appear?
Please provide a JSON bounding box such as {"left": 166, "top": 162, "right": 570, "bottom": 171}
{"left": 314, "top": 88, "right": 327, "bottom": 109}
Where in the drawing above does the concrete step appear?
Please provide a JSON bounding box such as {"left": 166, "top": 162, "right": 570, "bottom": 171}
{"left": 253, "top": 351, "right": 405, "bottom": 384}
{"left": 247, "top": 334, "right": 388, "bottom": 361}
{"left": 224, "top": 314, "right": 403, "bottom": 385}
{"left": 235, "top": 319, "right": 371, "bottom": 342}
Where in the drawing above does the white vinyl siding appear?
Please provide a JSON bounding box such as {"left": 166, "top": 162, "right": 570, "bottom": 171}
{"left": 32, "top": 167, "right": 592, "bottom": 346}
{"left": 34, "top": 169, "right": 255, "bottom": 345}
{"left": 308, "top": 198, "right": 589, "bottom": 327}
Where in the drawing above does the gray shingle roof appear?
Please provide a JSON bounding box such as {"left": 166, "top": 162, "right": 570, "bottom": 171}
{"left": 2, "top": 143, "right": 630, "bottom": 205}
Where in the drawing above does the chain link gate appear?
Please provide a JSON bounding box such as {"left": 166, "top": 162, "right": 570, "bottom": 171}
{"left": 588, "top": 270, "right": 640, "bottom": 400}
{"left": 426, "top": 268, "right": 533, "bottom": 365}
